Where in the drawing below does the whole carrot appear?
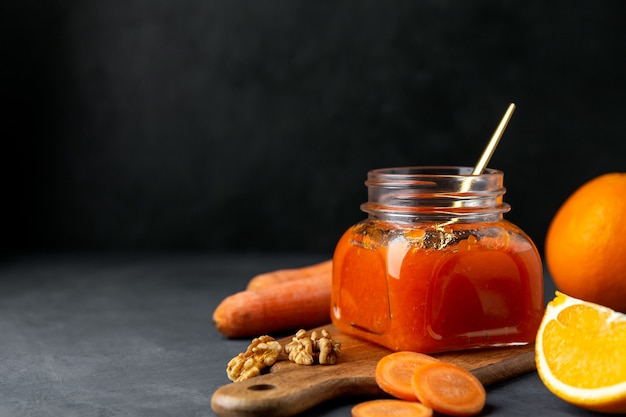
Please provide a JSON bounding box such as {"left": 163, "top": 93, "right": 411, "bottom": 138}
{"left": 213, "top": 273, "right": 332, "bottom": 338}
{"left": 246, "top": 260, "right": 332, "bottom": 291}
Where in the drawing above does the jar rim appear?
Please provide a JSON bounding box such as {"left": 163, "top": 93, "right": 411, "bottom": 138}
{"left": 363, "top": 165, "right": 510, "bottom": 219}
{"left": 368, "top": 166, "right": 503, "bottom": 179}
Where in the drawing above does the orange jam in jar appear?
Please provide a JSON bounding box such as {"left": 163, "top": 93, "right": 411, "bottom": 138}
{"left": 331, "top": 167, "right": 544, "bottom": 353}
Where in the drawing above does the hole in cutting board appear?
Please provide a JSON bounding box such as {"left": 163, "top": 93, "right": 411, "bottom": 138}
{"left": 247, "top": 384, "right": 276, "bottom": 391}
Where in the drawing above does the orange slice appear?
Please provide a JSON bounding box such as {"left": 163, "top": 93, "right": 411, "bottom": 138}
{"left": 536, "top": 291, "right": 626, "bottom": 413}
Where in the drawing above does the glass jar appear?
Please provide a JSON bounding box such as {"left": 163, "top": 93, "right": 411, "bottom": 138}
{"left": 331, "top": 166, "right": 544, "bottom": 353}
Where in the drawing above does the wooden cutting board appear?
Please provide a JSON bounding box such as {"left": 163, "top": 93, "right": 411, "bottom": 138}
{"left": 211, "top": 324, "right": 536, "bottom": 417}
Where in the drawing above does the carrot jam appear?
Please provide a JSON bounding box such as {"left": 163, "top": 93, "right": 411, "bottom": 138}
{"left": 331, "top": 219, "right": 544, "bottom": 353}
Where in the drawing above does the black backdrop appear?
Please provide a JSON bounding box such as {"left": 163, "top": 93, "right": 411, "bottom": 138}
{"left": 3, "top": 1, "right": 625, "bottom": 256}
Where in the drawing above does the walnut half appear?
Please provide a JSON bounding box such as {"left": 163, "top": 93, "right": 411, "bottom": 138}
{"left": 284, "top": 329, "right": 341, "bottom": 365}
{"left": 312, "top": 329, "right": 341, "bottom": 365}
{"left": 284, "top": 329, "right": 315, "bottom": 365}
{"left": 226, "top": 335, "right": 283, "bottom": 381}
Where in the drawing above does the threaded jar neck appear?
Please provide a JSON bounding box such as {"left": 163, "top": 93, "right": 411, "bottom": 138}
{"left": 361, "top": 166, "right": 510, "bottom": 222}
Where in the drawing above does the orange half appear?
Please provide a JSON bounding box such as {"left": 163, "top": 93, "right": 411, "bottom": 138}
{"left": 536, "top": 291, "right": 626, "bottom": 413}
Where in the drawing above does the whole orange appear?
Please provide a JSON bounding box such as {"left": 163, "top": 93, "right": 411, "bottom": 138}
{"left": 545, "top": 172, "right": 626, "bottom": 313}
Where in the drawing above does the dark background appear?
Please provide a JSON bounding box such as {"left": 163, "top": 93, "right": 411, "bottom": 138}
{"left": 3, "top": 0, "right": 625, "bottom": 257}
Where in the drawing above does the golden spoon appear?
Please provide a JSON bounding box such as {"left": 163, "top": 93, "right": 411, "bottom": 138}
{"left": 472, "top": 102, "right": 516, "bottom": 175}
{"left": 455, "top": 103, "right": 516, "bottom": 202}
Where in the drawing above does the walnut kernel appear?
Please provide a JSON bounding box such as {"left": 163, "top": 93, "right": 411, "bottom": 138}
{"left": 284, "top": 329, "right": 315, "bottom": 365}
{"left": 226, "top": 335, "right": 283, "bottom": 381}
{"left": 312, "top": 329, "right": 341, "bottom": 365}
{"left": 284, "top": 329, "right": 341, "bottom": 365}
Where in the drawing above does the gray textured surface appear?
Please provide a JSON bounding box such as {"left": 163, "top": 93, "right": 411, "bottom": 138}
{"left": 0, "top": 254, "right": 602, "bottom": 416}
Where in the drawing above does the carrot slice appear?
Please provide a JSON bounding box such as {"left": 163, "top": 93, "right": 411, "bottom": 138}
{"left": 351, "top": 399, "right": 433, "bottom": 417}
{"left": 411, "top": 362, "right": 486, "bottom": 417}
{"left": 375, "top": 351, "right": 440, "bottom": 401}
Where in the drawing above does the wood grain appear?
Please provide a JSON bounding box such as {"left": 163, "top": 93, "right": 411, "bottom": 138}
{"left": 211, "top": 324, "right": 536, "bottom": 417}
